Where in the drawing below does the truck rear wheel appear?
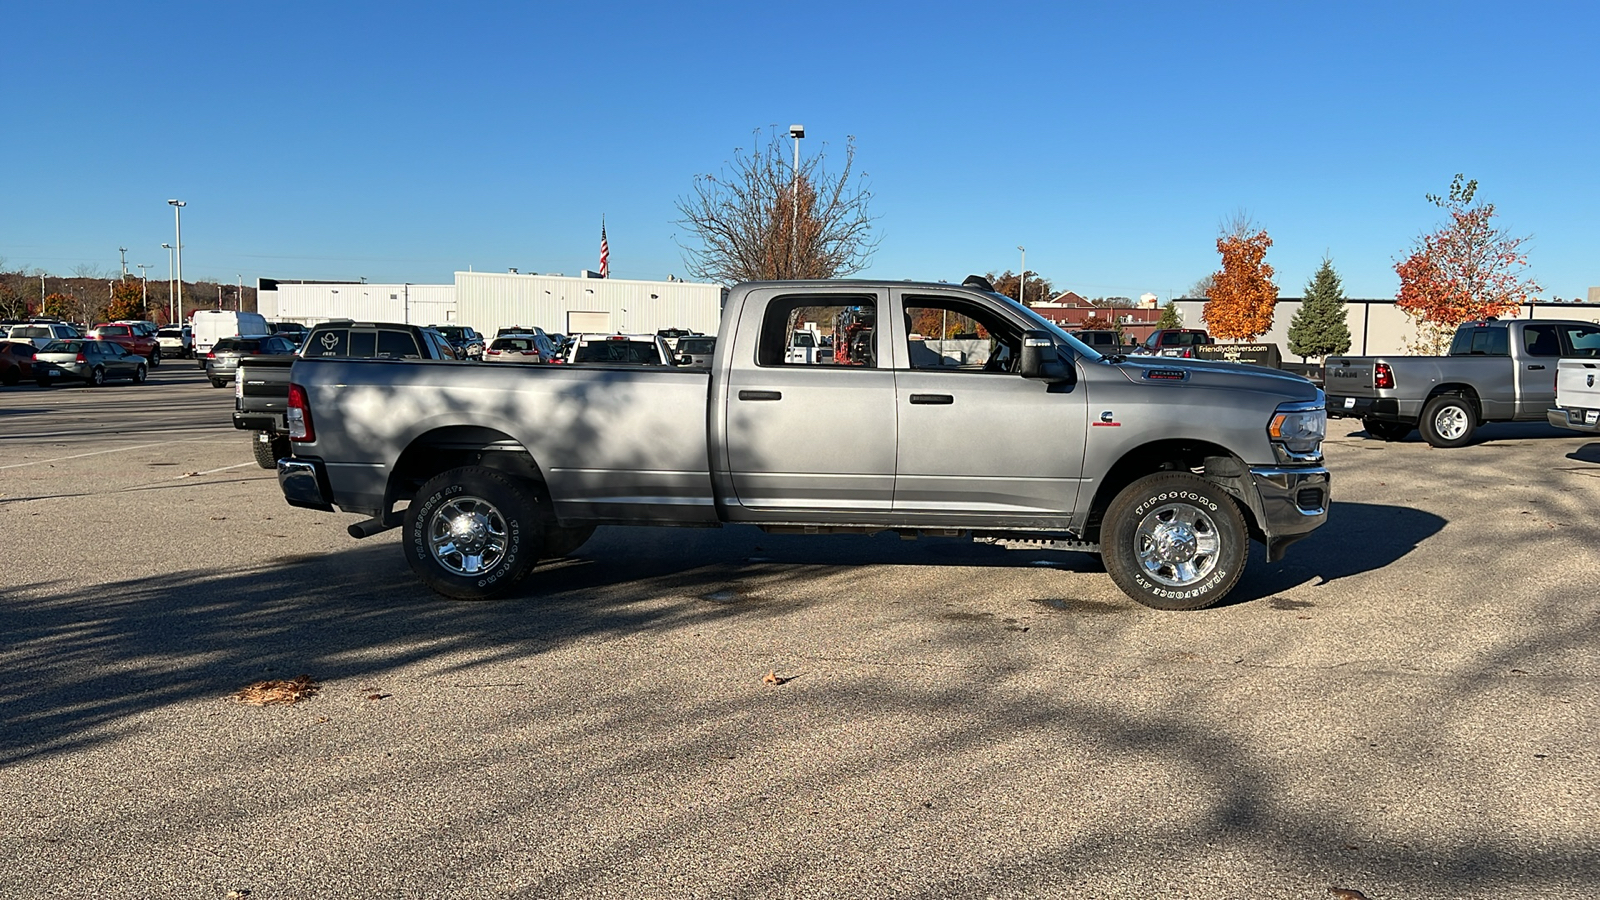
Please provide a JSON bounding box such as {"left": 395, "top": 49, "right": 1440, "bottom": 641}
{"left": 1101, "top": 472, "right": 1247, "bottom": 611}
{"left": 404, "top": 466, "right": 545, "bottom": 600}
{"left": 252, "top": 433, "right": 289, "bottom": 469}
{"left": 1362, "top": 418, "right": 1412, "bottom": 442}
{"left": 1419, "top": 395, "right": 1476, "bottom": 448}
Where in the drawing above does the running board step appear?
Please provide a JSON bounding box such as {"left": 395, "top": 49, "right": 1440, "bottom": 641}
{"left": 975, "top": 536, "right": 1101, "bottom": 554}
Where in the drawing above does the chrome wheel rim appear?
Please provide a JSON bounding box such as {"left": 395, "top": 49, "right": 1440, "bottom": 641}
{"left": 427, "top": 495, "right": 509, "bottom": 576}
{"left": 1433, "top": 405, "right": 1469, "bottom": 440}
{"left": 1134, "top": 501, "right": 1221, "bottom": 588}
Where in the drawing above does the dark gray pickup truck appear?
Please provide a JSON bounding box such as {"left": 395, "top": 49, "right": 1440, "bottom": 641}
{"left": 1325, "top": 318, "right": 1600, "bottom": 447}
{"left": 276, "top": 277, "right": 1331, "bottom": 611}
{"left": 234, "top": 321, "right": 458, "bottom": 468}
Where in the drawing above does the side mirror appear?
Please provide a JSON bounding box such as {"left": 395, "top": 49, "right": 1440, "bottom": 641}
{"left": 1019, "top": 330, "right": 1072, "bottom": 383}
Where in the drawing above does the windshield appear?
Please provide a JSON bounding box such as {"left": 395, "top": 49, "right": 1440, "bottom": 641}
{"left": 41, "top": 340, "right": 82, "bottom": 353}
{"left": 980, "top": 292, "right": 1103, "bottom": 360}
{"left": 678, "top": 338, "right": 715, "bottom": 354}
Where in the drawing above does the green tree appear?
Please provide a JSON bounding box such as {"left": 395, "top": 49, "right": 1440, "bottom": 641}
{"left": 1156, "top": 301, "right": 1182, "bottom": 330}
{"left": 1287, "top": 257, "right": 1352, "bottom": 359}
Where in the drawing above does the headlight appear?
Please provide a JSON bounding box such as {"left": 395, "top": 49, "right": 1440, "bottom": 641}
{"left": 1268, "top": 398, "right": 1326, "bottom": 460}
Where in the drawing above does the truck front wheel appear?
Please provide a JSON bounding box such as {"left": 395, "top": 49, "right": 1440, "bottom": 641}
{"left": 1419, "top": 395, "right": 1476, "bottom": 448}
{"left": 1102, "top": 472, "right": 1248, "bottom": 611}
{"left": 404, "top": 466, "right": 545, "bottom": 600}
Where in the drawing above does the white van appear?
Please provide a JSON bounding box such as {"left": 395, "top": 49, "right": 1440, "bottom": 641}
{"left": 190, "top": 310, "right": 270, "bottom": 362}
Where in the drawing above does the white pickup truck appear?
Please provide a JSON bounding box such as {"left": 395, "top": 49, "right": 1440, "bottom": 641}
{"left": 1548, "top": 357, "right": 1600, "bottom": 434}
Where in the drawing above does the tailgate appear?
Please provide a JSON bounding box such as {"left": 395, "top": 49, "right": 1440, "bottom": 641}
{"left": 1557, "top": 359, "right": 1600, "bottom": 410}
{"left": 236, "top": 357, "right": 294, "bottom": 413}
{"left": 1324, "top": 359, "right": 1379, "bottom": 404}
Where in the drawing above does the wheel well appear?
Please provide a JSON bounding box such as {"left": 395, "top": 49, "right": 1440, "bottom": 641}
{"left": 387, "top": 426, "right": 545, "bottom": 508}
{"left": 1425, "top": 384, "right": 1481, "bottom": 418}
{"left": 1083, "top": 439, "right": 1260, "bottom": 542}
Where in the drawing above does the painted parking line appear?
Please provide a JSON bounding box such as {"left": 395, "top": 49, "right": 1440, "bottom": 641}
{"left": 0, "top": 436, "right": 236, "bottom": 471}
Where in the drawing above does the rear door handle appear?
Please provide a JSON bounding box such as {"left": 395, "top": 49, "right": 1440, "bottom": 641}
{"left": 738, "top": 390, "right": 782, "bottom": 401}
{"left": 909, "top": 393, "right": 954, "bottom": 405}
{"left": 1527, "top": 364, "right": 1546, "bottom": 370}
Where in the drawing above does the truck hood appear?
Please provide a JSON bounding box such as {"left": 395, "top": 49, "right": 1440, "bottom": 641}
{"left": 1107, "top": 355, "right": 1322, "bottom": 402}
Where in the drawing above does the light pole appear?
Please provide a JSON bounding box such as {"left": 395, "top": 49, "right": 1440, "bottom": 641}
{"left": 119, "top": 246, "right": 129, "bottom": 277}
{"left": 136, "top": 264, "right": 150, "bottom": 312}
{"left": 1017, "top": 245, "right": 1026, "bottom": 305}
{"left": 162, "top": 243, "right": 174, "bottom": 322}
{"left": 789, "top": 124, "right": 804, "bottom": 277}
{"left": 167, "top": 199, "right": 186, "bottom": 323}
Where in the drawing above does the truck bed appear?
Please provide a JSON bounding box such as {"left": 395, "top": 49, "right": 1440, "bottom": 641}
{"left": 291, "top": 357, "right": 719, "bottom": 525}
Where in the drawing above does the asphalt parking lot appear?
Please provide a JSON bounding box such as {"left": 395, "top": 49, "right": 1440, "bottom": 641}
{"left": 2, "top": 367, "right": 1598, "bottom": 899}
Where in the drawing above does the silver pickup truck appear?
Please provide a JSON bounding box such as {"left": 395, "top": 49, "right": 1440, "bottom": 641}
{"left": 1325, "top": 318, "right": 1600, "bottom": 447}
{"left": 277, "top": 276, "right": 1330, "bottom": 611}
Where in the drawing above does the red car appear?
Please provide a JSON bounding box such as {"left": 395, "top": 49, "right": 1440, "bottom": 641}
{"left": 89, "top": 323, "right": 162, "bottom": 367}
{"left": 0, "top": 341, "right": 37, "bottom": 385}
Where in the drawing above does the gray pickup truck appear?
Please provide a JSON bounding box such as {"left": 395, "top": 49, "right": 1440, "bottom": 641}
{"left": 276, "top": 276, "right": 1330, "bottom": 611}
{"left": 1325, "top": 318, "right": 1600, "bottom": 447}
{"left": 234, "top": 321, "right": 458, "bottom": 468}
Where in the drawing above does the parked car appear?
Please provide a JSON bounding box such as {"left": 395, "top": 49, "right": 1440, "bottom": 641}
{"left": 191, "top": 309, "right": 271, "bottom": 364}
{"left": 157, "top": 325, "right": 193, "bottom": 358}
{"left": 1133, "top": 328, "right": 1214, "bottom": 358}
{"left": 484, "top": 332, "right": 559, "bottom": 364}
{"left": 7, "top": 321, "right": 82, "bottom": 349}
{"left": 34, "top": 339, "right": 148, "bottom": 387}
{"left": 675, "top": 335, "right": 716, "bottom": 367}
{"left": 564, "top": 332, "right": 675, "bottom": 365}
{"left": 1072, "top": 329, "right": 1132, "bottom": 355}
{"left": 1, "top": 341, "right": 38, "bottom": 385}
{"left": 432, "top": 325, "right": 487, "bottom": 360}
{"left": 89, "top": 323, "right": 162, "bottom": 367}
{"left": 1327, "top": 318, "right": 1600, "bottom": 447}
{"left": 268, "top": 321, "right": 309, "bottom": 344}
{"left": 205, "top": 335, "right": 299, "bottom": 387}
{"left": 657, "top": 327, "right": 703, "bottom": 350}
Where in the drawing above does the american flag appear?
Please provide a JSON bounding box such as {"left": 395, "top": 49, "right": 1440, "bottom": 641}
{"left": 599, "top": 218, "right": 609, "bottom": 278}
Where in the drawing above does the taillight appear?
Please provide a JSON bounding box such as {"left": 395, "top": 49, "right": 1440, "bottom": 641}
{"left": 207, "top": 350, "right": 216, "bottom": 359}
{"left": 286, "top": 382, "right": 314, "bottom": 442}
{"left": 1374, "top": 362, "right": 1395, "bottom": 390}
{"left": 76, "top": 352, "right": 87, "bottom": 363}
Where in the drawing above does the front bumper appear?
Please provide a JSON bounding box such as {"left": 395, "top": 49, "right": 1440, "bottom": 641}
{"left": 1247, "top": 465, "right": 1330, "bottom": 561}
{"left": 1548, "top": 407, "right": 1600, "bottom": 434}
{"left": 279, "top": 458, "right": 335, "bottom": 512}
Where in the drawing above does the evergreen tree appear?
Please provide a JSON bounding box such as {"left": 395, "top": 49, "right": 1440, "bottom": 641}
{"left": 1156, "top": 301, "right": 1182, "bottom": 330}
{"left": 1287, "top": 257, "right": 1351, "bottom": 358}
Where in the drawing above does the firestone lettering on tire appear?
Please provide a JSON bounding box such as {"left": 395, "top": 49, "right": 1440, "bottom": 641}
{"left": 1134, "top": 490, "right": 1219, "bottom": 517}
{"left": 475, "top": 520, "right": 521, "bottom": 587}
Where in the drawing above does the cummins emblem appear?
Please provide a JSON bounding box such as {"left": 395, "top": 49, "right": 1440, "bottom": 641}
{"left": 1100, "top": 411, "right": 1115, "bottom": 423}
{"left": 1093, "top": 410, "right": 1123, "bottom": 427}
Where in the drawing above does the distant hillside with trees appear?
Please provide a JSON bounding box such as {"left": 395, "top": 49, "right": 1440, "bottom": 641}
{"left": 0, "top": 262, "right": 255, "bottom": 325}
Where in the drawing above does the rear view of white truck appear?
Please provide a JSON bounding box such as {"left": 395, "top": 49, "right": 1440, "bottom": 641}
{"left": 1549, "top": 357, "right": 1600, "bottom": 434}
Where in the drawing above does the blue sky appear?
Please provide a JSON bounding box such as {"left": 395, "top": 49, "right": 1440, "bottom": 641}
{"left": 3, "top": 1, "right": 1596, "bottom": 300}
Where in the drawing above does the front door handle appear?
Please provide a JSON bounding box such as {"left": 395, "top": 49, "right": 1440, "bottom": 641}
{"left": 1527, "top": 364, "right": 1546, "bottom": 370}
{"left": 909, "top": 393, "right": 954, "bottom": 405}
{"left": 738, "top": 390, "right": 782, "bottom": 401}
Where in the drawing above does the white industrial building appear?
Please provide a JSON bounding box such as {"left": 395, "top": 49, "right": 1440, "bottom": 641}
{"left": 258, "top": 272, "right": 726, "bottom": 337}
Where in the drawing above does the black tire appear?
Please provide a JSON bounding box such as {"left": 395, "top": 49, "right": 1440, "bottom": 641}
{"left": 131, "top": 365, "right": 147, "bottom": 385}
{"left": 251, "top": 433, "right": 283, "bottom": 469}
{"left": 210, "top": 377, "right": 227, "bottom": 388}
{"left": 149, "top": 347, "right": 162, "bottom": 368}
{"left": 404, "top": 466, "right": 545, "bottom": 600}
{"left": 1362, "top": 418, "right": 1411, "bottom": 442}
{"left": 1101, "top": 472, "right": 1248, "bottom": 611}
{"left": 89, "top": 366, "right": 106, "bottom": 387}
{"left": 2, "top": 367, "right": 17, "bottom": 386}
{"left": 36, "top": 378, "right": 51, "bottom": 388}
{"left": 542, "top": 524, "right": 597, "bottom": 559}
{"left": 1419, "top": 395, "right": 1476, "bottom": 448}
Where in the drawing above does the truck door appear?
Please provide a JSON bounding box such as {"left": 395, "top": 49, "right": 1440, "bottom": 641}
{"left": 722, "top": 290, "right": 897, "bottom": 511}
{"left": 1516, "top": 323, "right": 1564, "bottom": 418}
{"left": 890, "top": 291, "right": 1087, "bottom": 523}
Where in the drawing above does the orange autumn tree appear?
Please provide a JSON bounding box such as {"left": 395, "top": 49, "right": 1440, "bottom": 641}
{"left": 1394, "top": 174, "right": 1539, "bottom": 354}
{"left": 1201, "top": 217, "right": 1278, "bottom": 341}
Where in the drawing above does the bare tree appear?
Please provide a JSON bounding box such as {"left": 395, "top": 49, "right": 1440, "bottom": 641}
{"left": 71, "top": 263, "right": 107, "bottom": 279}
{"left": 675, "top": 128, "right": 878, "bottom": 284}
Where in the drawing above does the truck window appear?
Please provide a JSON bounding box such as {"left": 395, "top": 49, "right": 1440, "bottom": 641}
{"left": 760, "top": 297, "right": 876, "bottom": 368}
{"left": 305, "top": 329, "right": 348, "bottom": 357}
{"left": 1450, "top": 327, "right": 1508, "bottom": 356}
{"left": 377, "top": 330, "right": 422, "bottom": 359}
{"left": 1562, "top": 324, "right": 1600, "bottom": 357}
{"left": 1522, "top": 324, "right": 1562, "bottom": 357}
{"left": 903, "top": 299, "right": 1018, "bottom": 372}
